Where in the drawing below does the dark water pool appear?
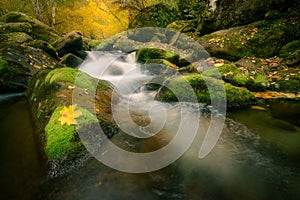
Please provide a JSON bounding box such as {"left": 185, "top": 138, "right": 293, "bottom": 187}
{"left": 0, "top": 95, "right": 299, "bottom": 200}
{"left": 0, "top": 95, "right": 43, "bottom": 200}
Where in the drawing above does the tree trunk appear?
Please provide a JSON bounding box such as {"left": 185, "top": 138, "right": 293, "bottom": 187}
{"left": 31, "top": 0, "right": 42, "bottom": 21}
{"left": 51, "top": 0, "right": 56, "bottom": 27}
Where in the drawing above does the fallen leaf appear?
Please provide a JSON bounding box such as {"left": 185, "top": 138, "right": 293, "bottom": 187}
{"left": 58, "top": 104, "right": 82, "bottom": 126}
{"left": 251, "top": 105, "right": 266, "bottom": 111}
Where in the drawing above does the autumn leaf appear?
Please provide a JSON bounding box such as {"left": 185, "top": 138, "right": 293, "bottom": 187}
{"left": 58, "top": 105, "right": 82, "bottom": 126}
{"left": 251, "top": 105, "right": 266, "bottom": 111}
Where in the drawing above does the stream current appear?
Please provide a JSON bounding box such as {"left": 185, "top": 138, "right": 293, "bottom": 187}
{"left": 0, "top": 51, "right": 299, "bottom": 199}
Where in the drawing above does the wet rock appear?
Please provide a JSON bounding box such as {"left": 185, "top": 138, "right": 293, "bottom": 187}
{"left": 0, "top": 36, "right": 61, "bottom": 93}
{"left": 279, "top": 40, "right": 300, "bottom": 67}
{"left": 27, "top": 40, "right": 58, "bottom": 60}
{"left": 0, "top": 55, "right": 30, "bottom": 93}
{"left": 60, "top": 53, "right": 83, "bottom": 68}
{"left": 26, "top": 67, "right": 118, "bottom": 173}
{"left": 1, "top": 12, "right": 60, "bottom": 42}
{"left": 202, "top": 63, "right": 269, "bottom": 92}
{"left": 52, "top": 30, "right": 83, "bottom": 57}
{"left": 202, "top": 0, "right": 298, "bottom": 34}
{"left": 136, "top": 47, "right": 179, "bottom": 65}
{"left": 0, "top": 22, "right": 32, "bottom": 34}
{"left": 0, "top": 32, "right": 32, "bottom": 48}
{"left": 199, "top": 19, "right": 299, "bottom": 61}
{"left": 155, "top": 74, "right": 257, "bottom": 109}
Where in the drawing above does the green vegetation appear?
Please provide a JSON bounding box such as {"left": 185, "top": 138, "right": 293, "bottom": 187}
{"left": 0, "top": 55, "right": 8, "bottom": 72}
{"left": 44, "top": 67, "right": 103, "bottom": 91}
{"left": 136, "top": 47, "right": 179, "bottom": 65}
{"left": 156, "top": 74, "right": 257, "bottom": 108}
{"left": 45, "top": 106, "right": 98, "bottom": 160}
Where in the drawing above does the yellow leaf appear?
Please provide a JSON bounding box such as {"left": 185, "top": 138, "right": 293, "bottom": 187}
{"left": 58, "top": 105, "right": 82, "bottom": 126}
{"left": 251, "top": 105, "right": 266, "bottom": 111}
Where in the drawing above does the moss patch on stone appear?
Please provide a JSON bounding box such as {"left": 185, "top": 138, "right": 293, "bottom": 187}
{"left": 156, "top": 74, "right": 256, "bottom": 109}
{"left": 136, "top": 47, "right": 179, "bottom": 65}
{"left": 199, "top": 19, "right": 299, "bottom": 61}
{"left": 45, "top": 106, "right": 98, "bottom": 160}
{"left": 44, "top": 67, "right": 102, "bottom": 91}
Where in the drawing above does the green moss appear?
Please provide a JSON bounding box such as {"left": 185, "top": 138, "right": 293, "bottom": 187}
{"left": 44, "top": 68, "right": 102, "bottom": 91}
{"left": 199, "top": 19, "right": 299, "bottom": 61}
{"left": 156, "top": 74, "right": 256, "bottom": 108}
{"left": 45, "top": 106, "right": 98, "bottom": 160}
{"left": 136, "top": 47, "right": 179, "bottom": 65}
{"left": 224, "top": 83, "right": 257, "bottom": 108}
{"left": 0, "top": 55, "right": 8, "bottom": 72}
{"left": 272, "top": 74, "right": 300, "bottom": 92}
{"left": 202, "top": 64, "right": 251, "bottom": 87}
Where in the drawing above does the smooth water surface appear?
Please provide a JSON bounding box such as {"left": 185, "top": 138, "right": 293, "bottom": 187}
{"left": 0, "top": 95, "right": 43, "bottom": 200}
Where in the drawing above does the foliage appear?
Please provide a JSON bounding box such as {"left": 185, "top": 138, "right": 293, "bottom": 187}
{"left": 1, "top": 0, "right": 129, "bottom": 39}
{"left": 128, "top": 3, "right": 179, "bottom": 28}
{"left": 177, "top": 0, "right": 210, "bottom": 35}
{"left": 45, "top": 105, "right": 98, "bottom": 160}
{"left": 58, "top": 104, "right": 83, "bottom": 126}
{"left": 0, "top": 55, "right": 8, "bottom": 72}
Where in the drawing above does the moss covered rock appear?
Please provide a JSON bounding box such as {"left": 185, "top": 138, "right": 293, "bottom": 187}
{"left": 270, "top": 73, "right": 300, "bottom": 92}
{"left": 279, "top": 40, "right": 300, "bottom": 66}
{"left": 201, "top": 63, "right": 268, "bottom": 91}
{"left": 60, "top": 53, "right": 83, "bottom": 68}
{"left": 1, "top": 12, "right": 59, "bottom": 42}
{"left": 156, "top": 74, "right": 257, "bottom": 109}
{"left": 136, "top": 47, "right": 180, "bottom": 65}
{"left": 45, "top": 106, "right": 98, "bottom": 160}
{"left": 27, "top": 67, "right": 118, "bottom": 164}
{"left": 52, "top": 30, "right": 83, "bottom": 58}
{"left": 0, "top": 22, "right": 32, "bottom": 34}
{"left": 27, "top": 40, "right": 58, "bottom": 60}
{"left": 199, "top": 19, "right": 299, "bottom": 61}
{"left": 0, "top": 55, "right": 30, "bottom": 93}
{"left": 143, "top": 59, "right": 179, "bottom": 75}
{"left": 202, "top": 0, "right": 298, "bottom": 34}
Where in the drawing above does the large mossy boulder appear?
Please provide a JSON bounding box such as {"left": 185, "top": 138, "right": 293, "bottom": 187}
{"left": 1, "top": 12, "right": 60, "bottom": 42}
{"left": 155, "top": 74, "right": 257, "bottom": 109}
{"left": 27, "top": 68, "right": 118, "bottom": 166}
{"left": 202, "top": 63, "right": 269, "bottom": 91}
{"left": 0, "top": 41, "right": 60, "bottom": 93}
{"left": 199, "top": 19, "right": 299, "bottom": 61}
{"left": 202, "top": 0, "right": 299, "bottom": 34}
{"left": 0, "top": 55, "right": 30, "bottom": 93}
{"left": 0, "top": 22, "right": 32, "bottom": 35}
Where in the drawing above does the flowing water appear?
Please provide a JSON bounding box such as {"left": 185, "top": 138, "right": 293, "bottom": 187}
{"left": 0, "top": 51, "right": 299, "bottom": 200}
